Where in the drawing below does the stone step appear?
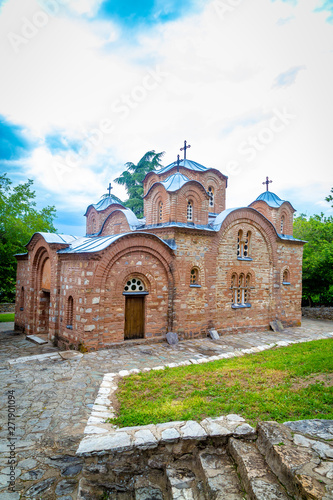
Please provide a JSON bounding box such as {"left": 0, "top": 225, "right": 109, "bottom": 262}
{"left": 26, "top": 334, "right": 48, "bottom": 344}
{"left": 228, "top": 437, "right": 291, "bottom": 500}
{"left": 197, "top": 446, "right": 247, "bottom": 499}
{"left": 256, "top": 421, "right": 331, "bottom": 499}
{"left": 166, "top": 461, "right": 204, "bottom": 500}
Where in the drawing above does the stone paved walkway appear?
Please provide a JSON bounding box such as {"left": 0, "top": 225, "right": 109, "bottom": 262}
{"left": 0, "top": 318, "right": 332, "bottom": 499}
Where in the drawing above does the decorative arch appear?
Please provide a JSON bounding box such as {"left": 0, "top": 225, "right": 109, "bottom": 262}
{"left": 282, "top": 267, "right": 291, "bottom": 285}
{"left": 217, "top": 208, "right": 279, "bottom": 266}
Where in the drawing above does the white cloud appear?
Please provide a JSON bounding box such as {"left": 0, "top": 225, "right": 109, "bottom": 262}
{"left": 0, "top": 0, "right": 333, "bottom": 231}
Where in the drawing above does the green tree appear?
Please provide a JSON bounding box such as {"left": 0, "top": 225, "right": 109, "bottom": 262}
{"left": 293, "top": 213, "right": 333, "bottom": 306}
{"left": 115, "top": 150, "right": 164, "bottom": 218}
{"left": 325, "top": 187, "right": 333, "bottom": 207}
{"left": 0, "top": 174, "right": 57, "bottom": 302}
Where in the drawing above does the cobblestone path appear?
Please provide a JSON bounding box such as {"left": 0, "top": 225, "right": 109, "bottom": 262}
{"left": 0, "top": 318, "right": 332, "bottom": 499}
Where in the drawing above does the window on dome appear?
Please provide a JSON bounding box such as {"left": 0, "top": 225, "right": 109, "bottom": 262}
{"left": 158, "top": 201, "right": 163, "bottom": 222}
{"left": 91, "top": 218, "right": 97, "bottom": 234}
{"left": 208, "top": 186, "right": 214, "bottom": 208}
{"left": 280, "top": 215, "right": 285, "bottom": 234}
{"left": 187, "top": 200, "right": 193, "bottom": 221}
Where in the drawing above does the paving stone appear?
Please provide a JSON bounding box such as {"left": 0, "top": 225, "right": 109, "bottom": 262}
{"left": 161, "top": 427, "right": 181, "bottom": 442}
{"left": 25, "top": 476, "right": 57, "bottom": 497}
{"left": 312, "top": 441, "right": 333, "bottom": 459}
{"left": 59, "top": 351, "right": 83, "bottom": 360}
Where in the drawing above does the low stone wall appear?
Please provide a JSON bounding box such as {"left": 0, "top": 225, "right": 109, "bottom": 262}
{"left": 0, "top": 303, "right": 15, "bottom": 313}
{"left": 302, "top": 307, "right": 333, "bottom": 321}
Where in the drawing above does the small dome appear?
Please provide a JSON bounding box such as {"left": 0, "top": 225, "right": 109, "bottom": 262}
{"left": 253, "top": 191, "right": 285, "bottom": 208}
{"left": 159, "top": 172, "right": 190, "bottom": 192}
{"left": 158, "top": 159, "right": 209, "bottom": 175}
{"left": 84, "top": 195, "right": 125, "bottom": 216}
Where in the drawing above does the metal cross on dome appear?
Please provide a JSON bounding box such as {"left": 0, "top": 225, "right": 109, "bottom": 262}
{"left": 180, "top": 140, "right": 191, "bottom": 159}
{"left": 107, "top": 182, "right": 113, "bottom": 196}
{"left": 176, "top": 154, "right": 180, "bottom": 172}
{"left": 262, "top": 176, "right": 273, "bottom": 192}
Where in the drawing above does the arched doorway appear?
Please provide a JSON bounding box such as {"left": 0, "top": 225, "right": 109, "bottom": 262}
{"left": 123, "top": 277, "right": 148, "bottom": 340}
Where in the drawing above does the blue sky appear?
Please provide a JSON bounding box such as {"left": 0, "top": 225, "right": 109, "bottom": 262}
{"left": 0, "top": 0, "right": 332, "bottom": 235}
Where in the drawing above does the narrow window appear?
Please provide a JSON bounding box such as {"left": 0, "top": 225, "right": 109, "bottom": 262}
{"left": 283, "top": 269, "right": 290, "bottom": 284}
{"left": 20, "top": 286, "right": 24, "bottom": 311}
{"left": 237, "top": 230, "right": 243, "bottom": 258}
{"left": 158, "top": 201, "right": 163, "bottom": 222}
{"left": 239, "top": 274, "right": 245, "bottom": 305}
{"left": 245, "top": 274, "right": 251, "bottom": 303}
{"left": 190, "top": 268, "right": 199, "bottom": 285}
{"left": 280, "top": 215, "right": 285, "bottom": 234}
{"left": 91, "top": 218, "right": 97, "bottom": 234}
{"left": 243, "top": 232, "right": 251, "bottom": 258}
{"left": 187, "top": 200, "right": 193, "bottom": 221}
{"left": 208, "top": 186, "right": 214, "bottom": 208}
{"left": 67, "top": 296, "right": 74, "bottom": 329}
{"left": 231, "top": 273, "right": 238, "bottom": 305}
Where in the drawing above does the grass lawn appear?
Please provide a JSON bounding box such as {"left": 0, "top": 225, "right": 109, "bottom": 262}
{"left": 0, "top": 313, "right": 15, "bottom": 322}
{"left": 111, "top": 339, "right": 333, "bottom": 428}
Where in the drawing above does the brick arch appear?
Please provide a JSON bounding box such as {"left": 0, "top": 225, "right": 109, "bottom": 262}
{"left": 93, "top": 233, "right": 175, "bottom": 289}
{"left": 115, "top": 266, "right": 157, "bottom": 296}
{"left": 100, "top": 210, "right": 130, "bottom": 236}
{"left": 218, "top": 208, "right": 279, "bottom": 266}
{"left": 281, "top": 265, "right": 291, "bottom": 284}
{"left": 30, "top": 243, "right": 53, "bottom": 335}
{"left": 149, "top": 187, "right": 169, "bottom": 224}
{"left": 226, "top": 268, "right": 256, "bottom": 288}
{"left": 185, "top": 261, "right": 206, "bottom": 287}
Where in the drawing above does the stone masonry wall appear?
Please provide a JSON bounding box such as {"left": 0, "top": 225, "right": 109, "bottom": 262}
{"left": 0, "top": 303, "right": 15, "bottom": 313}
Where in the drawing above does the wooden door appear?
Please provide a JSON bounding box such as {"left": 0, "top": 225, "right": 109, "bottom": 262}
{"left": 124, "top": 295, "right": 145, "bottom": 340}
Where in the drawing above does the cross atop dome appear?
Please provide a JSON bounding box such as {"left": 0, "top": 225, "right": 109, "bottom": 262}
{"left": 107, "top": 182, "right": 113, "bottom": 196}
{"left": 262, "top": 176, "right": 273, "bottom": 192}
{"left": 180, "top": 140, "right": 191, "bottom": 160}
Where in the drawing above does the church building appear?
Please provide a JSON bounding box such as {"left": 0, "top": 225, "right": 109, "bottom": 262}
{"left": 14, "top": 144, "right": 305, "bottom": 350}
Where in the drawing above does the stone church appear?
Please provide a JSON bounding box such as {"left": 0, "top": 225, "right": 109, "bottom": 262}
{"left": 14, "top": 146, "right": 304, "bottom": 350}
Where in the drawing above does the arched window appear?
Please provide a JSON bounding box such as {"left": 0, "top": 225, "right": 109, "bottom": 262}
{"left": 237, "top": 230, "right": 243, "bottom": 258}
{"left": 208, "top": 186, "right": 214, "bottom": 208}
{"left": 124, "top": 277, "right": 146, "bottom": 293}
{"left": 280, "top": 215, "right": 285, "bottom": 234}
{"left": 67, "top": 296, "right": 74, "bottom": 329}
{"left": 158, "top": 201, "right": 163, "bottom": 222}
{"left": 282, "top": 269, "right": 290, "bottom": 284}
{"left": 187, "top": 200, "right": 193, "bottom": 221}
{"left": 231, "top": 273, "right": 238, "bottom": 305}
{"left": 20, "top": 286, "right": 24, "bottom": 311}
{"left": 232, "top": 272, "right": 251, "bottom": 307}
{"left": 190, "top": 268, "right": 199, "bottom": 285}
{"left": 91, "top": 218, "right": 97, "bottom": 234}
{"left": 237, "top": 230, "right": 251, "bottom": 259}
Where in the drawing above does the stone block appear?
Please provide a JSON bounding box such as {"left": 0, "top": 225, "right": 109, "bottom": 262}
{"left": 208, "top": 329, "right": 220, "bottom": 340}
{"left": 166, "top": 332, "right": 178, "bottom": 345}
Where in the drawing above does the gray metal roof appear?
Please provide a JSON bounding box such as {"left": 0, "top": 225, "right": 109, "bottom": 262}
{"left": 160, "top": 172, "right": 190, "bottom": 191}
{"left": 158, "top": 159, "right": 209, "bottom": 175}
{"left": 142, "top": 221, "right": 215, "bottom": 232}
{"left": 26, "top": 233, "right": 80, "bottom": 247}
{"left": 58, "top": 232, "right": 175, "bottom": 254}
{"left": 84, "top": 195, "right": 125, "bottom": 216}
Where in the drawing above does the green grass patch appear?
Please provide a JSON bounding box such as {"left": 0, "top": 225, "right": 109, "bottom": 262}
{"left": 0, "top": 313, "right": 15, "bottom": 322}
{"left": 111, "top": 339, "right": 333, "bottom": 428}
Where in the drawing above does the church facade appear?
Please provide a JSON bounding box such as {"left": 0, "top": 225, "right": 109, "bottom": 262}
{"left": 14, "top": 151, "right": 305, "bottom": 351}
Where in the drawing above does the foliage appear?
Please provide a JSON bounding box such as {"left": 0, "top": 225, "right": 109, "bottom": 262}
{"left": 294, "top": 213, "right": 333, "bottom": 306}
{"left": 0, "top": 174, "right": 56, "bottom": 302}
{"left": 114, "top": 150, "right": 164, "bottom": 218}
{"left": 0, "top": 313, "right": 15, "bottom": 322}
{"left": 326, "top": 187, "right": 333, "bottom": 207}
{"left": 110, "top": 339, "right": 333, "bottom": 427}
